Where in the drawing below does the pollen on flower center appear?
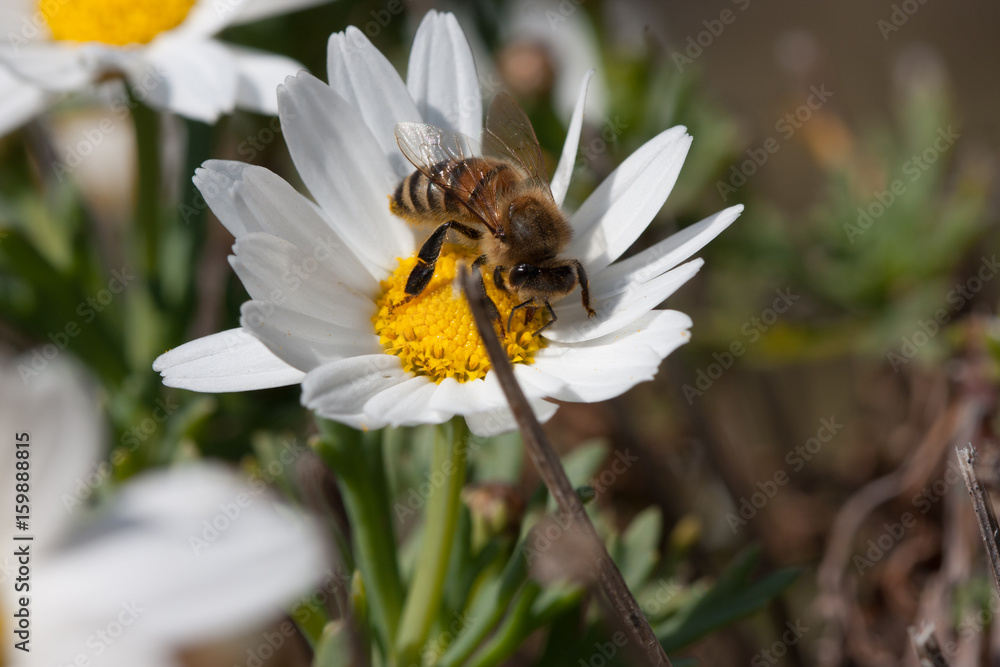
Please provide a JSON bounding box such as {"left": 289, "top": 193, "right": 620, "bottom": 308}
{"left": 373, "top": 244, "right": 547, "bottom": 383}
{"left": 41, "top": 0, "right": 196, "bottom": 46}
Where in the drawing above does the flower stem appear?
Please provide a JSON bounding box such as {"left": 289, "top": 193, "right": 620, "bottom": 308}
{"left": 315, "top": 422, "right": 404, "bottom": 660}
{"left": 130, "top": 94, "right": 161, "bottom": 279}
{"left": 395, "top": 417, "right": 469, "bottom": 665}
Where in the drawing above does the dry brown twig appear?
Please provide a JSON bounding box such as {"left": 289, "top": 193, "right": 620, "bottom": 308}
{"left": 815, "top": 356, "right": 987, "bottom": 666}
{"left": 908, "top": 622, "right": 951, "bottom": 667}
{"left": 956, "top": 444, "right": 1000, "bottom": 599}
{"left": 459, "top": 265, "right": 672, "bottom": 667}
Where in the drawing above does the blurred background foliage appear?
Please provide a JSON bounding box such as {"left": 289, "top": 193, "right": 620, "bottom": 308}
{"left": 1, "top": 0, "right": 998, "bottom": 664}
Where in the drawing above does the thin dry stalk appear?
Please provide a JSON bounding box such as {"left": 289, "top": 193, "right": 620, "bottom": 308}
{"left": 908, "top": 622, "right": 950, "bottom": 667}
{"left": 459, "top": 265, "right": 672, "bottom": 667}
{"left": 956, "top": 444, "right": 1000, "bottom": 599}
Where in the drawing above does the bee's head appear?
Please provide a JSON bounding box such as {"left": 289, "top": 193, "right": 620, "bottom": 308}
{"left": 507, "top": 263, "right": 540, "bottom": 289}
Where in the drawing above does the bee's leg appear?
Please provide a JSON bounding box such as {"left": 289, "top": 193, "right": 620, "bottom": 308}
{"left": 399, "top": 221, "right": 482, "bottom": 306}
{"left": 573, "top": 260, "right": 597, "bottom": 318}
{"left": 507, "top": 299, "right": 537, "bottom": 333}
{"left": 471, "top": 254, "right": 504, "bottom": 337}
{"left": 528, "top": 302, "right": 559, "bottom": 337}
{"left": 493, "top": 265, "right": 509, "bottom": 293}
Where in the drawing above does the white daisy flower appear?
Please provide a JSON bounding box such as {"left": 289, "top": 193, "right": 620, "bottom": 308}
{"left": 0, "top": 0, "right": 331, "bottom": 134}
{"left": 0, "top": 353, "right": 329, "bottom": 667}
{"left": 153, "top": 10, "right": 743, "bottom": 437}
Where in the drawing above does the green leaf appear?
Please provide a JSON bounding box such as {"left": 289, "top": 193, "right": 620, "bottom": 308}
{"left": 313, "top": 622, "right": 353, "bottom": 667}
{"left": 436, "top": 537, "right": 529, "bottom": 667}
{"left": 529, "top": 581, "right": 585, "bottom": 625}
{"left": 161, "top": 396, "right": 216, "bottom": 451}
{"left": 11, "top": 186, "right": 77, "bottom": 272}
{"left": 656, "top": 547, "right": 800, "bottom": 652}
{"left": 124, "top": 280, "right": 165, "bottom": 375}
{"left": 469, "top": 430, "right": 523, "bottom": 483}
{"left": 464, "top": 583, "right": 541, "bottom": 667}
{"left": 546, "top": 439, "right": 609, "bottom": 512}
{"left": 614, "top": 507, "right": 663, "bottom": 589}
{"left": 314, "top": 422, "right": 404, "bottom": 660}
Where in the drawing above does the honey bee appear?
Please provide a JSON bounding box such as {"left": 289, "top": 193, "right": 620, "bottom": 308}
{"left": 390, "top": 93, "right": 595, "bottom": 336}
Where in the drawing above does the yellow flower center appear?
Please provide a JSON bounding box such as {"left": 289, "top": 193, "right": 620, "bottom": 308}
{"left": 40, "top": 0, "right": 196, "bottom": 46}
{"left": 373, "top": 244, "right": 547, "bottom": 383}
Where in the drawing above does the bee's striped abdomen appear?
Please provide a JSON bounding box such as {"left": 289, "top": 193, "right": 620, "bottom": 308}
{"left": 392, "top": 162, "right": 454, "bottom": 220}
{"left": 392, "top": 171, "right": 427, "bottom": 217}
{"left": 390, "top": 158, "right": 518, "bottom": 223}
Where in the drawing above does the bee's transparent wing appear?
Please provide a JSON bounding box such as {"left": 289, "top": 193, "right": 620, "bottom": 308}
{"left": 395, "top": 121, "right": 499, "bottom": 233}
{"left": 395, "top": 121, "right": 476, "bottom": 169}
{"left": 482, "top": 93, "right": 553, "bottom": 200}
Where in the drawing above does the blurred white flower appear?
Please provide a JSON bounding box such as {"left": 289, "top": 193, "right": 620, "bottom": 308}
{"left": 502, "top": 0, "right": 609, "bottom": 121}
{"left": 0, "top": 353, "right": 329, "bottom": 667}
{"left": 153, "top": 11, "right": 742, "bottom": 437}
{"left": 0, "top": 0, "right": 332, "bottom": 134}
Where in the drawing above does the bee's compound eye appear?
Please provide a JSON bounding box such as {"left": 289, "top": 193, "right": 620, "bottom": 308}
{"left": 508, "top": 263, "right": 538, "bottom": 288}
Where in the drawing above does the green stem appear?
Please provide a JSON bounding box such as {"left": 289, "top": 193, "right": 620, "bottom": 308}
{"left": 315, "top": 422, "right": 405, "bottom": 660}
{"left": 160, "top": 116, "right": 211, "bottom": 310}
{"left": 396, "top": 418, "right": 469, "bottom": 665}
{"left": 130, "top": 96, "right": 161, "bottom": 279}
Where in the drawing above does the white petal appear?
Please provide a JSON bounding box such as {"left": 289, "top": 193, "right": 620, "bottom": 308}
{"left": 513, "top": 362, "right": 570, "bottom": 397}
{"left": 301, "top": 355, "right": 409, "bottom": 428}
{"left": 589, "top": 205, "right": 743, "bottom": 300}
{"left": 426, "top": 375, "right": 505, "bottom": 415}
{"left": 34, "top": 464, "right": 329, "bottom": 649}
{"left": 181, "top": 0, "right": 330, "bottom": 37}
{"left": 0, "top": 354, "right": 103, "bottom": 553}
{"left": 153, "top": 328, "right": 305, "bottom": 391}
{"left": 424, "top": 365, "right": 555, "bottom": 418}
{"left": 278, "top": 71, "right": 413, "bottom": 271}
{"left": 550, "top": 69, "right": 593, "bottom": 207}
{"left": 178, "top": 0, "right": 324, "bottom": 36}
{"left": 174, "top": 0, "right": 249, "bottom": 37}
{"left": 230, "top": 0, "right": 330, "bottom": 25}
{"left": 361, "top": 376, "right": 450, "bottom": 426}
{"left": 30, "top": 639, "right": 175, "bottom": 667}
{"left": 194, "top": 162, "right": 377, "bottom": 294}
{"left": 0, "top": 43, "right": 95, "bottom": 90}
{"left": 228, "top": 45, "right": 305, "bottom": 116}
{"left": 303, "top": 357, "right": 559, "bottom": 434}
{"left": 138, "top": 37, "right": 238, "bottom": 121}
{"left": 407, "top": 10, "right": 481, "bottom": 139}
{"left": 534, "top": 310, "right": 692, "bottom": 402}
{"left": 0, "top": 66, "right": 47, "bottom": 136}
{"left": 240, "top": 301, "right": 381, "bottom": 371}
{"left": 354, "top": 365, "right": 560, "bottom": 434}
{"left": 545, "top": 259, "right": 703, "bottom": 343}
{"left": 465, "top": 398, "right": 559, "bottom": 437}
{"left": 567, "top": 126, "right": 692, "bottom": 273}
{"left": 230, "top": 233, "right": 376, "bottom": 325}
{"left": 327, "top": 27, "right": 421, "bottom": 180}
{"left": 0, "top": 1, "right": 38, "bottom": 33}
